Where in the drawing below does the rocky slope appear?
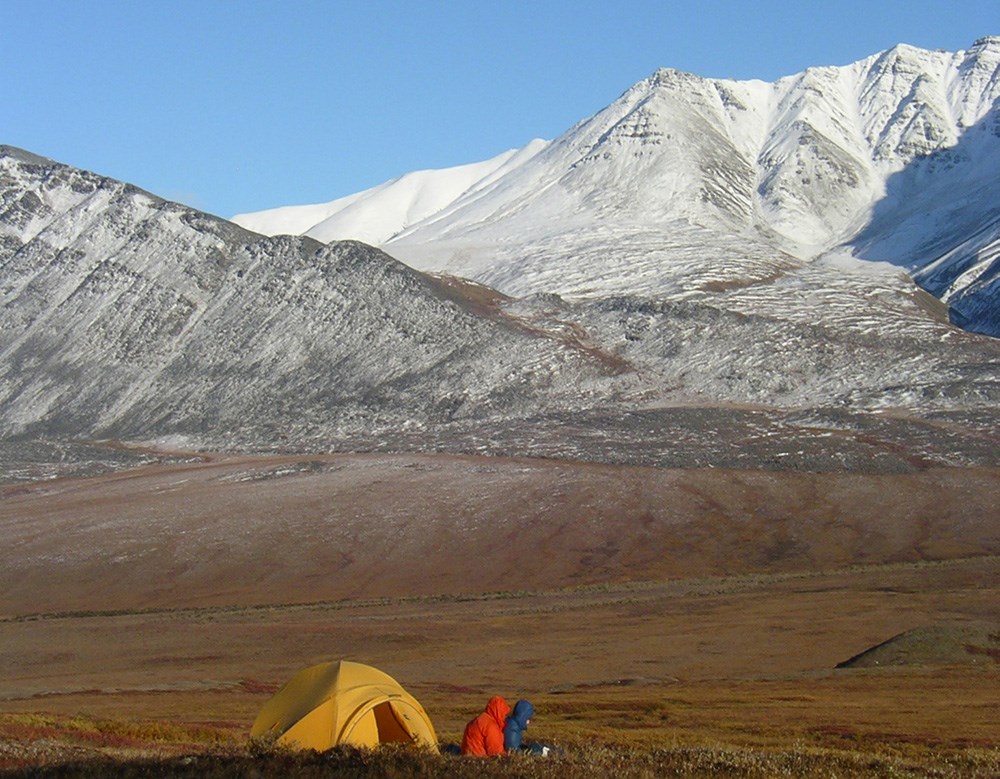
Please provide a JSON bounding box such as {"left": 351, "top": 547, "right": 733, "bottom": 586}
{"left": 0, "top": 146, "right": 624, "bottom": 450}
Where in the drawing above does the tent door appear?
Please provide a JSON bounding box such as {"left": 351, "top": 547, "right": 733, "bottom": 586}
{"left": 372, "top": 700, "right": 413, "bottom": 743}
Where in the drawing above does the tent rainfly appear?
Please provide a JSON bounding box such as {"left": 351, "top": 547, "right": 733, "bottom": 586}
{"left": 250, "top": 660, "right": 438, "bottom": 752}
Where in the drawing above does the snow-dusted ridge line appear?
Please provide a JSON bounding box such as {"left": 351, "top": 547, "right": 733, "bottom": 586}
{"left": 0, "top": 147, "right": 637, "bottom": 448}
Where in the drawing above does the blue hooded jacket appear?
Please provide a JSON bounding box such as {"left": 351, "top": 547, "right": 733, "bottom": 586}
{"left": 503, "top": 699, "right": 535, "bottom": 751}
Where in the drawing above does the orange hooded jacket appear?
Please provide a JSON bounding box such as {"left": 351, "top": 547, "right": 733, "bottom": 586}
{"left": 460, "top": 695, "right": 511, "bottom": 756}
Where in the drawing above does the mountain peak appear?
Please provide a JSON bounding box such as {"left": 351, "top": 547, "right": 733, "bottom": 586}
{"left": 0, "top": 145, "right": 56, "bottom": 166}
{"left": 970, "top": 35, "right": 1000, "bottom": 49}
{"left": 648, "top": 66, "right": 695, "bottom": 83}
{"left": 234, "top": 41, "right": 1000, "bottom": 337}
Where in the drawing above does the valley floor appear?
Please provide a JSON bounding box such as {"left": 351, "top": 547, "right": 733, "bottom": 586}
{"left": 1, "top": 555, "right": 998, "bottom": 775}
{"left": 0, "top": 450, "right": 997, "bottom": 775}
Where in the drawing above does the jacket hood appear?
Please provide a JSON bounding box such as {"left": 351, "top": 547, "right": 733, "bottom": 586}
{"left": 485, "top": 695, "right": 512, "bottom": 728}
{"left": 509, "top": 699, "right": 535, "bottom": 729}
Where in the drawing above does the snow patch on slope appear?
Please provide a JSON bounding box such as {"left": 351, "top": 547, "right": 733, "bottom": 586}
{"left": 232, "top": 140, "right": 548, "bottom": 245}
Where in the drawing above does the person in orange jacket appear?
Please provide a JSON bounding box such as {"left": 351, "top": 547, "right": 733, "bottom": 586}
{"left": 460, "top": 695, "right": 511, "bottom": 756}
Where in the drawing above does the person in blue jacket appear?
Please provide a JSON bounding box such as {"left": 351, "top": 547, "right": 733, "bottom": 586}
{"left": 503, "top": 699, "right": 535, "bottom": 752}
{"left": 504, "top": 699, "right": 560, "bottom": 755}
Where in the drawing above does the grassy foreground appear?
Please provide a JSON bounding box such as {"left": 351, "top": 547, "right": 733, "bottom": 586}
{"left": 2, "top": 741, "right": 999, "bottom": 778}
{"left": 2, "top": 693, "right": 998, "bottom": 779}
{"left": 3, "top": 556, "right": 997, "bottom": 777}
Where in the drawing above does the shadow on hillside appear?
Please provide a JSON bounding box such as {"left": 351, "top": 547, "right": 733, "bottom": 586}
{"left": 850, "top": 97, "right": 1000, "bottom": 265}
{"left": 848, "top": 98, "right": 1000, "bottom": 334}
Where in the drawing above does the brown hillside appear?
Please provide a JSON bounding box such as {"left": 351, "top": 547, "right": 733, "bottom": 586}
{"left": 1, "top": 453, "right": 998, "bottom": 616}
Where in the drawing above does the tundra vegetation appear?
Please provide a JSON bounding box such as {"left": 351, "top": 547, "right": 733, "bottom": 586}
{"left": 1, "top": 535, "right": 997, "bottom": 777}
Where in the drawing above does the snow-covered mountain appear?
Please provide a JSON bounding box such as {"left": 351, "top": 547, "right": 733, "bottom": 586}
{"left": 0, "top": 145, "right": 625, "bottom": 449}
{"left": 234, "top": 38, "right": 1000, "bottom": 337}
{"left": 3, "top": 144, "right": 1000, "bottom": 466}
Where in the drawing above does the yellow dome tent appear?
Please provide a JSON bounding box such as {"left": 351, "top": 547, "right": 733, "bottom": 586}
{"left": 250, "top": 660, "right": 438, "bottom": 752}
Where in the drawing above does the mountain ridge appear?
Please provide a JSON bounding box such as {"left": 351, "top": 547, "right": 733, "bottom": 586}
{"left": 0, "top": 146, "right": 628, "bottom": 450}
{"left": 233, "top": 38, "right": 1000, "bottom": 337}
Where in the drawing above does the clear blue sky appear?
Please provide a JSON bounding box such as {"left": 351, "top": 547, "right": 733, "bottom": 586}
{"left": 4, "top": 0, "right": 997, "bottom": 218}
